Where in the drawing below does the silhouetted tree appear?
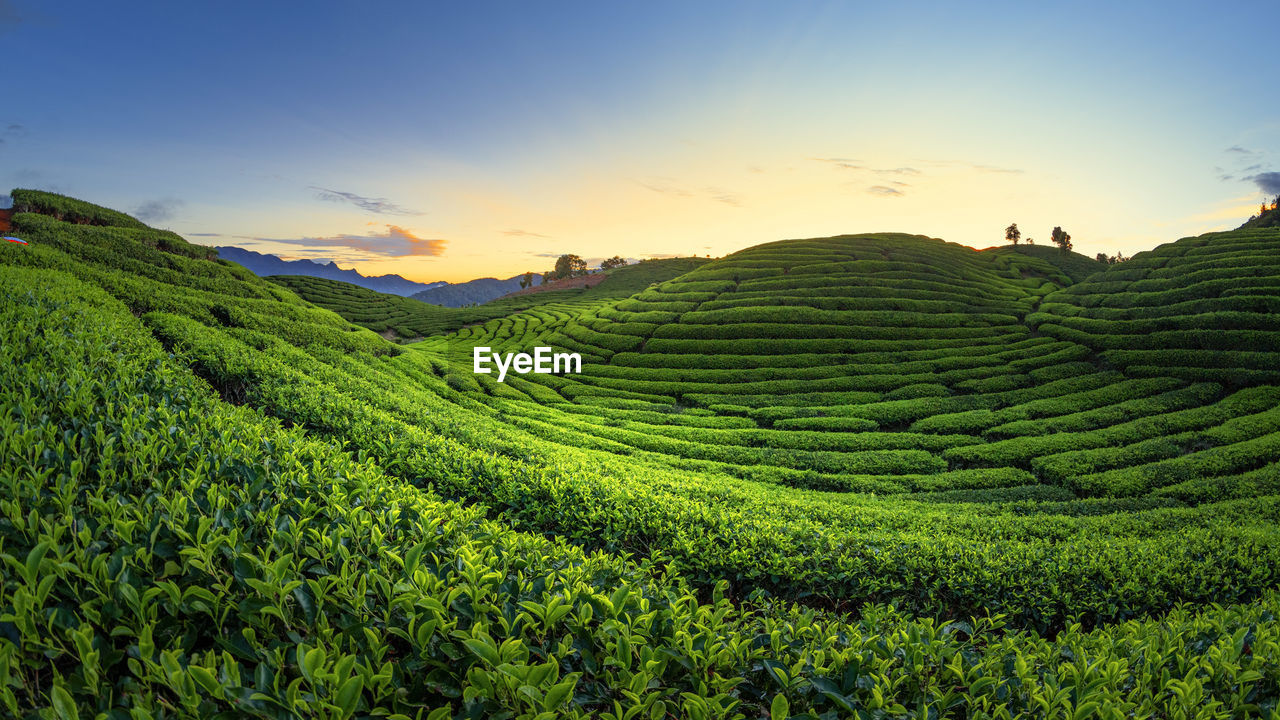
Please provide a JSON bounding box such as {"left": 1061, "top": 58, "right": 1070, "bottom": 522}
{"left": 1050, "top": 226, "right": 1072, "bottom": 252}
{"left": 1026, "top": 237, "right": 1035, "bottom": 245}
{"left": 519, "top": 271, "right": 534, "bottom": 289}
{"left": 1096, "top": 253, "right": 1108, "bottom": 263}
{"left": 547, "top": 254, "right": 588, "bottom": 281}
{"left": 1005, "top": 223, "right": 1021, "bottom": 245}
{"left": 601, "top": 255, "right": 628, "bottom": 270}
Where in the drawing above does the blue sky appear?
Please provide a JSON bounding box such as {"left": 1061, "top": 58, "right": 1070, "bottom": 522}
{"left": 2, "top": 0, "right": 1277, "bottom": 281}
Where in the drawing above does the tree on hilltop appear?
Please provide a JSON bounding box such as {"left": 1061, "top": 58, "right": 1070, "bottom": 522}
{"left": 601, "top": 255, "right": 628, "bottom": 270}
{"left": 1005, "top": 223, "right": 1021, "bottom": 245}
{"left": 1050, "top": 226, "right": 1072, "bottom": 252}
{"left": 546, "top": 254, "right": 588, "bottom": 281}
{"left": 519, "top": 271, "right": 535, "bottom": 289}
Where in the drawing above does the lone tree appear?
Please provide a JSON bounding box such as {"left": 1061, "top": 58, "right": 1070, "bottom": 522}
{"left": 547, "top": 254, "right": 588, "bottom": 281}
{"left": 1050, "top": 226, "right": 1072, "bottom": 252}
{"left": 519, "top": 271, "right": 535, "bottom": 289}
{"left": 601, "top": 255, "right": 628, "bottom": 270}
{"left": 1005, "top": 223, "right": 1021, "bottom": 245}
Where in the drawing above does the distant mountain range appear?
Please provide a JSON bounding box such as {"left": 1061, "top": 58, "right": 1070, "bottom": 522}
{"left": 410, "top": 275, "right": 526, "bottom": 307}
{"left": 215, "top": 246, "right": 443, "bottom": 296}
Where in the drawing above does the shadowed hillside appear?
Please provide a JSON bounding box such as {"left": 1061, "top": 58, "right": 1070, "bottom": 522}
{"left": 981, "top": 243, "right": 1108, "bottom": 283}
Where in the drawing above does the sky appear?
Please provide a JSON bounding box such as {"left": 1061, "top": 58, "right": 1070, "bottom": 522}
{"left": 1, "top": 1, "right": 1277, "bottom": 283}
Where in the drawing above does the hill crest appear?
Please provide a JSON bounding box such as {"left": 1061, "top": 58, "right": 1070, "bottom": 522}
{"left": 215, "top": 245, "right": 442, "bottom": 296}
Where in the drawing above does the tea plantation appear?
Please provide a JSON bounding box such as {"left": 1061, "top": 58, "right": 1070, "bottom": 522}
{"left": 2, "top": 189, "right": 1279, "bottom": 718}
{"left": 272, "top": 258, "right": 711, "bottom": 340}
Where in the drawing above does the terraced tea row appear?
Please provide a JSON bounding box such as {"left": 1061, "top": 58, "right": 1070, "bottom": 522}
{"left": 1035, "top": 228, "right": 1280, "bottom": 384}
{"left": 32, "top": 264, "right": 1275, "bottom": 718}
{"left": 7, "top": 201, "right": 1279, "bottom": 634}
{"left": 4, "top": 191, "right": 1280, "bottom": 716}
{"left": 273, "top": 257, "right": 710, "bottom": 341}
{"left": 430, "top": 233, "right": 1280, "bottom": 508}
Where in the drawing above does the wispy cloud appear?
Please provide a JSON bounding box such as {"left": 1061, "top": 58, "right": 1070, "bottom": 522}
{"left": 186, "top": 232, "right": 223, "bottom": 237}
{"left": 638, "top": 178, "right": 693, "bottom": 198}
{"left": 867, "top": 185, "right": 904, "bottom": 197}
{"left": 1226, "top": 145, "right": 1256, "bottom": 155}
{"left": 638, "top": 178, "right": 742, "bottom": 207}
{"left": 707, "top": 188, "right": 742, "bottom": 206}
{"left": 967, "top": 164, "right": 1023, "bottom": 174}
{"left": 916, "top": 159, "right": 1024, "bottom": 174}
{"left": 504, "top": 229, "right": 549, "bottom": 238}
{"left": 814, "top": 157, "right": 864, "bottom": 170}
{"left": 134, "top": 198, "right": 183, "bottom": 223}
{"left": 816, "top": 157, "right": 926, "bottom": 177}
{"left": 310, "top": 186, "right": 423, "bottom": 216}
{"left": 254, "top": 224, "right": 446, "bottom": 258}
{"left": 1251, "top": 172, "right": 1280, "bottom": 195}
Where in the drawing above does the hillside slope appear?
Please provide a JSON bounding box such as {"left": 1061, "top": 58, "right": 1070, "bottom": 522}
{"left": 438, "top": 231, "right": 1280, "bottom": 499}
{"left": 981, "top": 243, "right": 1108, "bottom": 283}
{"left": 3, "top": 192, "right": 1280, "bottom": 717}
{"left": 274, "top": 258, "right": 712, "bottom": 340}
{"left": 1240, "top": 204, "right": 1280, "bottom": 229}
{"left": 411, "top": 274, "right": 525, "bottom": 306}
{"left": 216, "top": 245, "right": 443, "bottom": 295}
{"left": 266, "top": 274, "right": 477, "bottom": 339}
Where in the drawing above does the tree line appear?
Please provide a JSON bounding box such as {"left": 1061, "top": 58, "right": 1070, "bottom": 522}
{"left": 519, "top": 254, "right": 631, "bottom": 289}
{"left": 1004, "top": 222, "right": 1073, "bottom": 252}
{"left": 1005, "top": 222, "right": 1126, "bottom": 264}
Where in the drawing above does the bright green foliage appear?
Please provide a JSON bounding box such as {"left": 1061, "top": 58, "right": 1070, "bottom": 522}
{"left": 4, "top": 196, "right": 1280, "bottom": 717}
{"left": 983, "top": 242, "right": 1108, "bottom": 283}
{"left": 267, "top": 275, "right": 481, "bottom": 339}
{"left": 10, "top": 188, "right": 151, "bottom": 230}
{"left": 272, "top": 257, "right": 708, "bottom": 339}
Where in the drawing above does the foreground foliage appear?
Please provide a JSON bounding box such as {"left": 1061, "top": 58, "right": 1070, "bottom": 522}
{"left": 3, "top": 195, "right": 1280, "bottom": 718}
{"left": 3, "top": 264, "right": 1280, "bottom": 719}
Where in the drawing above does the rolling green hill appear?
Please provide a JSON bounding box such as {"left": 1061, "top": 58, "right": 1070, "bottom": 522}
{"left": 435, "top": 231, "right": 1280, "bottom": 502}
{"left": 271, "top": 257, "right": 711, "bottom": 340}
{"left": 981, "top": 243, "right": 1108, "bottom": 283}
{"left": 3, "top": 191, "right": 1280, "bottom": 718}
{"left": 1240, "top": 205, "right": 1280, "bottom": 229}
{"left": 266, "top": 274, "right": 481, "bottom": 339}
